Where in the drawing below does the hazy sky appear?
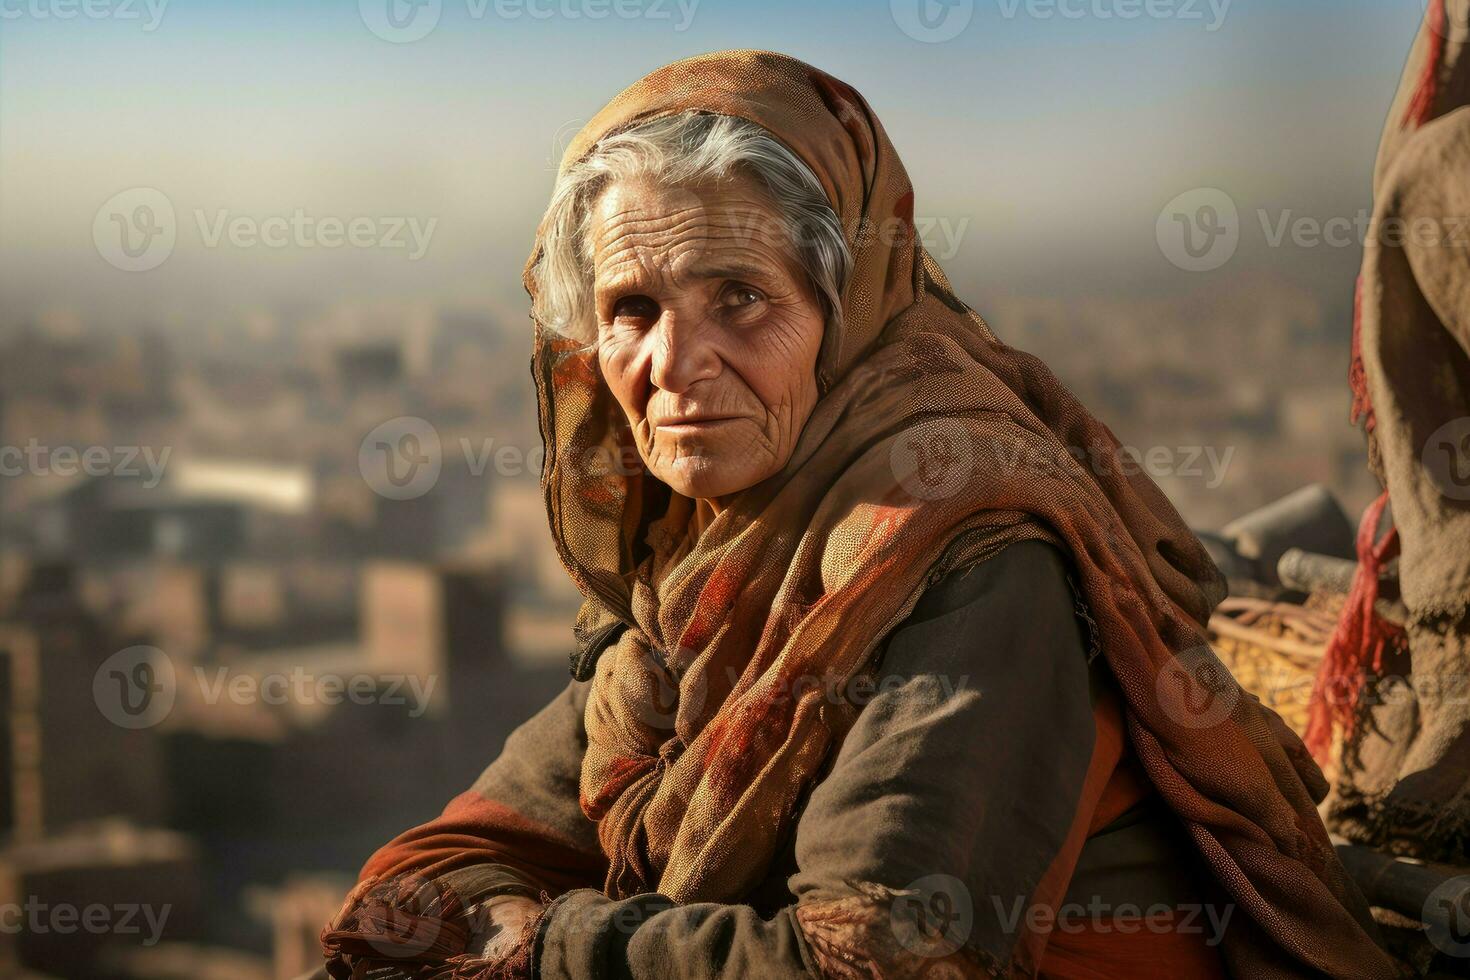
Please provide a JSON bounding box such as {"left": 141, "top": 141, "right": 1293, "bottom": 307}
{"left": 0, "top": 0, "right": 1430, "bottom": 327}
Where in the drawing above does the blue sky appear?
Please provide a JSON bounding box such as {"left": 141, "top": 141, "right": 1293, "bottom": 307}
{"left": 0, "top": 0, "right": 1431, "bottom": 322}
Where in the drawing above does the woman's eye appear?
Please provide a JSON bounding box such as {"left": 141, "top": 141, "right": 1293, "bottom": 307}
{"left": 724, "top": 285, "right": 764, "bottom": 308}
{"left": 612, "top": 296, "right": 659, "bottom": 322}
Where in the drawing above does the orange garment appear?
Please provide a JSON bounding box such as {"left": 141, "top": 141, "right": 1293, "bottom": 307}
{"left": 1036, "top": 690, "right": 1228, "bottom": 980}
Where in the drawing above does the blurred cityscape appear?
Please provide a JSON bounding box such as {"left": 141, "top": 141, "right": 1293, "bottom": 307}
{"left": 0, "top": 269, "right": 1378, "bottom": 978}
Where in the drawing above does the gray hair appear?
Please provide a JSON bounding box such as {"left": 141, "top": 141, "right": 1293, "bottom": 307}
{"left": 531, "top": 111, "right": 852, "bottom": 344}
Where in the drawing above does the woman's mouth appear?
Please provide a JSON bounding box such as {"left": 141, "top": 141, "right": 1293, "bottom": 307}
{"left": 656, "top": 416, "right": 742, "bottom": 435}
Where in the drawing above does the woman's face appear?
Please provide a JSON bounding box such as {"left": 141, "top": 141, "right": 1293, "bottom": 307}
{"left": 590, "top": 175, "right": 827, "bottom": 505}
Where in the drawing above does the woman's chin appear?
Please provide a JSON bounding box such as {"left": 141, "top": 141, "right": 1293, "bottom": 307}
{"left": 657, "top": 458, "right": 762, "bottom": 502}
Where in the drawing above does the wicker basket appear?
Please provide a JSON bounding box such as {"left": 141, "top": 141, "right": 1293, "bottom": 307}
{"left": 1207, "top": 595, "right": 1341, "bottom": 741}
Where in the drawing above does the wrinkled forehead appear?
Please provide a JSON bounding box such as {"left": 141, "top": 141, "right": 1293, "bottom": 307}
{"left": 587, "top": 178, "right": 803, "bottom": 286}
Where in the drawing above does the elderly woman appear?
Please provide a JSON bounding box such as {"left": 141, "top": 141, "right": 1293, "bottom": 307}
{"left": 321, "top": 52, "right": 1398, "bottom": 979}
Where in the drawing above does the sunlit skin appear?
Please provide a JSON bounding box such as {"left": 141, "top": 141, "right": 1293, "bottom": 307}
{"left": 588, "top": 175, "right": 827, "bottom": 512}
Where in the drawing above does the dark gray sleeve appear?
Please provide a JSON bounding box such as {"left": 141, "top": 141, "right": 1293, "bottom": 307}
{"left": 533, "top": 540, "right": 1100, "bottom": 979}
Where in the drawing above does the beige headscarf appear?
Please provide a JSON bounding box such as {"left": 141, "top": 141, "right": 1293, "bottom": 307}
{"left": 525, "top": 50, "right": 1399, "bottom": 977}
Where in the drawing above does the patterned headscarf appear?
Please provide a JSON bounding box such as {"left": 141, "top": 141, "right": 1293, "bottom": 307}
{"left": 526, "top": 50, "right": 1398, "bottom": 977}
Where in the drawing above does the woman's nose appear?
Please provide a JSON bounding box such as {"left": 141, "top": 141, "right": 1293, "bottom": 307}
{"left": 649, "top": 311, "right": 722, "bottom": 393}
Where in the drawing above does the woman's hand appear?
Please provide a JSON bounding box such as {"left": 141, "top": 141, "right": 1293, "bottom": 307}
{"left": 468, "top": 894, "right": 544, "bottom": 962}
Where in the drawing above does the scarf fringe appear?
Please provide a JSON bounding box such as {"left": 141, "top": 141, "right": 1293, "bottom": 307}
{"left": 320, "top": 875, "right": 545, "bottom": 980}
{"left": 1305, "top": 492, "right": 1407, "bottom": 760}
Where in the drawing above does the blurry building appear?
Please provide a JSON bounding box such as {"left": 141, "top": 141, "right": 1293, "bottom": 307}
{"left": 0, "top": 563, "right": 167, "bottom": 837}
{"left": 0, "top": 820, "right": 202, "bottom": 979}
{"left": 247, "top": 875, "right": 351, "bottom": 980}
{"left": 32, "top": 459, "right": 314, "bottom": 564}
{"left": 335, "top": 343, "right": 402, "bottom": 397}
{"left": 361, "top": 560, "right": 507, "bottom": 719}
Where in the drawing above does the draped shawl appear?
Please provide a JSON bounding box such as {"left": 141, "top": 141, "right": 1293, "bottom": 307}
{"left": 525, "top": 50, "right": 1399, "bottom": 978}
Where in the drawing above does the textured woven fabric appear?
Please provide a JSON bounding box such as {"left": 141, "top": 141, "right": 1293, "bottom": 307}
{"left": 520, "top": 50, "right": 1399, "bottom": 976}
{"left": 1323, "top": 0, "right": 1470, "bottom": 866}
{"left": 1356, "top": 0, "right": 1470, "bottom": 624}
